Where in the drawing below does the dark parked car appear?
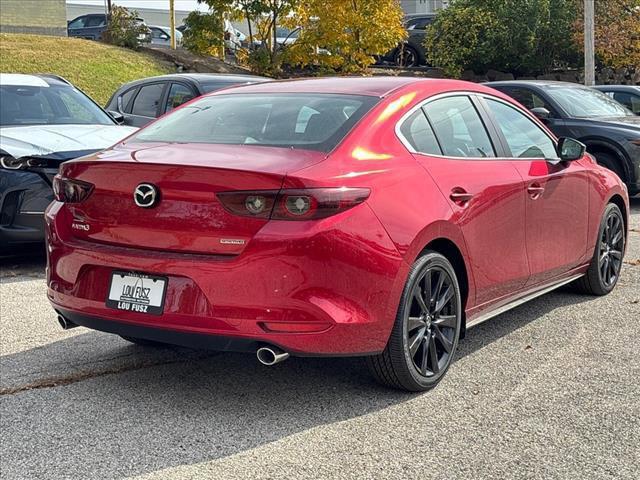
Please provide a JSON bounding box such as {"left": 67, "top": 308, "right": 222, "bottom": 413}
{"left": 67, "top": 13, "right": 108, "bottom": 40}
{"left": 593, "top": 85, "right": 640, "bottom": 115}
{"left": 487, "top": 81, "right": 640, "bottom": 195}
{"left": 0, "top": 74, "right": 136, "bottom": 253}
{"left": 67, "top": 13, "right": 150, "bottom": 42}
{"left": 380, "top": 14, "right": 434, "bottom": 67}
{"left": 105, "top": 73, "right": 270, "bottom": 128}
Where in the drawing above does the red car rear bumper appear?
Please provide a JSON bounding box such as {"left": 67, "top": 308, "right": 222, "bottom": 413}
{"left": 46, "top": 201, "right": 407, "bottom": 356}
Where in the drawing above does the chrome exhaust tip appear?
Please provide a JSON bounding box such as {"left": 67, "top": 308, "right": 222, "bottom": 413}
{"left": 256, "top": 346, "right": 290, "bottom": 366}
{"left": 57, "top": 314, "right": 78, "bottom": 330}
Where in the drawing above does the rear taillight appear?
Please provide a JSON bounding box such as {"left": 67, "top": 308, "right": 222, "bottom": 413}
{"left": 52, "top": 175, "right": 94, "bottom": 203}
{"left": 217, "top": 188, "right": 370, "bottom": 220}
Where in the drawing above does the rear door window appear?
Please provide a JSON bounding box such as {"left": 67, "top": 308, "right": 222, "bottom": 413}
{"left": 131, "top": 83, "right": 165, "bottom": 118}
{"left": 399, "top": 109, "right": 441, "bottom": 155}
{"left": 423, "top": 96, "right": 496, "bottom": 158}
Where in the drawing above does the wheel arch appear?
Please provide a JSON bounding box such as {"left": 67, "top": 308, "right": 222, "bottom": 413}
{"left": 607, "top": 193, "right": 628, "bottom": 238}
{"left": 420, "top": 237, "right": 471, "bottom": 338}
{"left": 581, "top": 138, "right": 630, "bottom": 182}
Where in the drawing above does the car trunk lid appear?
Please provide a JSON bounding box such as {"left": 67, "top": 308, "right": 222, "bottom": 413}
{"left": 60, "top": 143, "right": 326, "bottom": 255}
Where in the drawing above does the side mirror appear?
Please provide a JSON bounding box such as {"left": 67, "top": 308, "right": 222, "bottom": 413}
{"left": 531, "top": 107, "right": 551, "bottom": 121}
{"left": 108, "top": 110, "right": 125, "bottom": 125}
{"left": 160, "top": 33, "right": 170, "bottom": 40}
{"left": 557, "top": 137, "right": 586, "bottom": 162}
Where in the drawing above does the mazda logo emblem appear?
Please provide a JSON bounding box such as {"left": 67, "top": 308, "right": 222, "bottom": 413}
{"left": 134, "top": 183, "right": 159, "bottom": 208}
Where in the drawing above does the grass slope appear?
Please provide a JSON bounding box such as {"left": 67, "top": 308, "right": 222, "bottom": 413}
{"left": 0, "top": 34, "right": 173, "bottom": 105}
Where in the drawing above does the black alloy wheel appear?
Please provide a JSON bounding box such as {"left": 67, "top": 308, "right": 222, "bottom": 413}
{"left": 367, "top": 251, "right": 462, "bottom": 391}
{"left": 573, "top": 203, "right": 625, "bottom": 295}
{"left": 598, "top": 207, "right": 624, "bottom": 288}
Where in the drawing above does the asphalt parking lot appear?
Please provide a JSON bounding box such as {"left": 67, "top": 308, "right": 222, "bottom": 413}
{"left": 1, "top": 198, "right": 639, "bottom": 480}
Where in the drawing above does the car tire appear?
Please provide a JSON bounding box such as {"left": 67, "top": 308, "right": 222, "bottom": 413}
{"left": 367, "top": 251, "right": 462, "bottom": 392}
{"left": 573, "top": 203, "right": 625, "bottom": 296}
{"left": 594, "top": 152, "right": 624, "bottom": 181}
{"left": 119, "top": 335, "right": 168, "bottom": 347}
{"left": 393, "top": 45, "right": 420, "bottom": 68}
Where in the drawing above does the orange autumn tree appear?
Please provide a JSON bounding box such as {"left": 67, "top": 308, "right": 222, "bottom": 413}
{"left": 574, "top": 0, "right": 640, "bottom": 69}
{"left": 284, "top": 0, "right": 406, "bottom": 73}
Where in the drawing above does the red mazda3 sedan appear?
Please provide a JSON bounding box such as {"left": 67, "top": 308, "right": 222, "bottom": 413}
{"left": 46, "top": 78, "right": 629, "bottom": 391}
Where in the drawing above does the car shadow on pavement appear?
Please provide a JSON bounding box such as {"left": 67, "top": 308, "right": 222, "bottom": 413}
{"left": 0, "top": 287, "right": 597, "bottom": 480}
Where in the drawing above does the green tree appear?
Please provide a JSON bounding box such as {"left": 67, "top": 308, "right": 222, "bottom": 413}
{"left": 182, "top": 10, "right": 225, "bottom": 56}
{"left": 424, "top": 0, "right": 580, "bottom": 77}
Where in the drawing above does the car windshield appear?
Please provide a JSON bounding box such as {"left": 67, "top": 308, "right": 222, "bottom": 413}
{"left": 545, "top": 86, "right": 633, "bottom": 118}
{"left": 133, "top": 93, "right": 378, "bottom": 152}
{"left": 0, "top": 83, "right": 113, "bottom": 126}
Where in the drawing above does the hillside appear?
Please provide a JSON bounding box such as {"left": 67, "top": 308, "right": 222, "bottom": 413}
{"left": 0, "top": 34, "right": 174, "bottom": 105}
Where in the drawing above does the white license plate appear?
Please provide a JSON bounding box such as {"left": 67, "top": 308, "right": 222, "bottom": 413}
{"left": 106, "top": 271, "right": 167, "bottom": 315}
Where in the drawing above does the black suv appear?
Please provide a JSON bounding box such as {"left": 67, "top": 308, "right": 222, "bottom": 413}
{"left": 487, "top": 80, "right": 640, "bottom": 195}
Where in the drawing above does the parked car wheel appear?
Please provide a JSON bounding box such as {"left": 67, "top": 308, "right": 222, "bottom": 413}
{"left": 367, "top": 251, "right": 462, "bottom": 392}
{"left": 394, "top": 45, "right": 420, "bottom": 68}
{"left": 573, "top": 203, "right": 625, "bottom": 296}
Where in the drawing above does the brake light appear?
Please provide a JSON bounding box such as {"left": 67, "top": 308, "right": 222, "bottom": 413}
{"left": 52, "top": 175, "right": 94, "bottom": 203}
{"left": 217, "top": 188, "right": 370, "bottom": 220}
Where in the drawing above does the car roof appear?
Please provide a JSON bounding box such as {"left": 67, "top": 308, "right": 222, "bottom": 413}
{"left": 593, "top": 85, "right": 640, "bottom": 93}
{"left": 0, "top": 73, "right": 70, "bottom": 87}
{"left": 117, "top": 73, "right": 269, "bottom": 89}
{"left": 485, "top": 80, "right": 591, "bottom": 90}
{"left": 213, "top": 77, "right": 477, "bottom": 97}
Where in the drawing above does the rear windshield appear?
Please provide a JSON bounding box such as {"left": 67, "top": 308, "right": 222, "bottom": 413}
{"left": 133, "top": 93, "right": 379, "bottom": 152}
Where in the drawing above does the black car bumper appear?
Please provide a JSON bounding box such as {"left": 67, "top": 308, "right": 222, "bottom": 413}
{"left": 0, "top": 169, "right": 53, "bottom": 252}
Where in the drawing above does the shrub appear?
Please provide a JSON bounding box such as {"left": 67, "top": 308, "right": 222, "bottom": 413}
{"left": 102, "top": 5, "right": 149, "bottom": 50}
{"left": 424, "top": 0, "right": 580, "bottom": 78}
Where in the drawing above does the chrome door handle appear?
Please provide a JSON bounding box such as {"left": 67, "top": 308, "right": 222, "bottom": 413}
{"left": 527, "top": 183, "right": 545, "bottom": 199}
{"left": 449, "top": 189, "right": 474, "bottom": 204}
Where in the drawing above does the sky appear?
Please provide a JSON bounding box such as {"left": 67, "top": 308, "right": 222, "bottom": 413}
{"left": 66, "top": 0, "right": 209, "bottom": 12}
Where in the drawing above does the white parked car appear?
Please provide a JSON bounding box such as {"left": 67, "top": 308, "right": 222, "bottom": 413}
{"left": 148, "top": 25, "right": 183, "bottom": 48}
{"left": 0, "top": 73, "right": 137, "bottom": 252}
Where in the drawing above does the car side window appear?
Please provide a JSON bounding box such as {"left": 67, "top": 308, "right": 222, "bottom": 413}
{"left": 131, "top": 83, "right": 165, "bottom": 118}
{"left": 503, "top": 87, "right": 555, "bottom": 117}
{"left": 68, "top": 17, "right": 86, "bottom": 29}
{"left": 119, "top": 88, "right": 137, "bottom": 113}
{"left": 399, "top": 109, "right": 441, "bottom": 155}
{"left": 165, "top": 83, "right": 195, "bottom": 113}
{"left": 613, "top": 92, "right": 640, "bottom": 114}
{"left": 423, "top": 96, "right": 496, "bottom": 158}
{"left": 85, "top": 16, "right": 106, "bottom": 27}
{"left": 485, "top": 99, "right": 557, "bottom": 159}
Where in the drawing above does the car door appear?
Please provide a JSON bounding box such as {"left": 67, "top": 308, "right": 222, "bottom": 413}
{"left": 67, "top": 16, "right": 87, "bottom": 38}
{"left": 479, "top": 95, "right": 590, "bottom": 285}
{"left": 127, "top": 82, "right": 168, "bottom": 127}
{"left": 401, "top": 94, "right": 529, "bottom": 307}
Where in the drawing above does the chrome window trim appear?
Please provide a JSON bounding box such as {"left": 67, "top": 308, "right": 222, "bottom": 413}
{"left": 395, "top": 90, "right": 558, "bottom": 161}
